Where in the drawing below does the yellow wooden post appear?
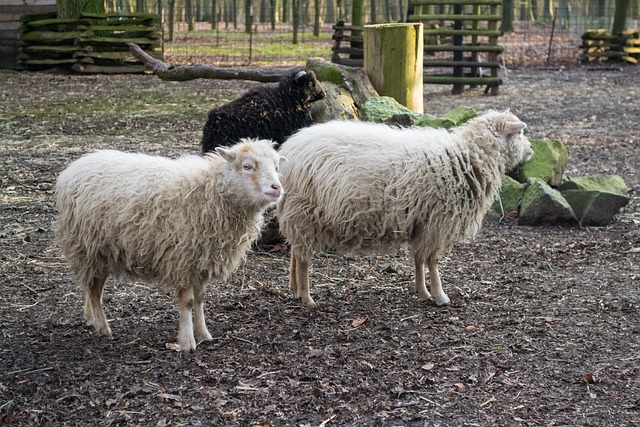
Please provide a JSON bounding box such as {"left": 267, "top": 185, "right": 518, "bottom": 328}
{"left": 364, "top": 23, "right": 424, "bottom": 114}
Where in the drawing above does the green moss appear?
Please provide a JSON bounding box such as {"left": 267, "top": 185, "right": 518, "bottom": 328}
{"left": 510, "top": 139, "right": 568, "bottom": 186}
{"left": 558, "top": 175, "right": 628, "bottom": 195}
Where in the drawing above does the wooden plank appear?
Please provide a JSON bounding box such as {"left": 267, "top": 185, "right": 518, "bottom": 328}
{"left": 77, "top": 36, "right": 159, "bottom": 46}
{"left": 21, "top": 18, "right": 89, "bottom": 28}
{"left": 0, "top": 22, "right": 20, "bottom": 31}
{"left": 20, "top": 44, "right": 81, "bottom": 53}
{"left": 71, "top": 63, "right": 147, "bottom": 74}
{"left": 332, "top": 47, "right": 364, "bottom": 55}
{"left": 19, "top": 58, "right": 78, "bottom": 65}
{"left": 80, "top": 12, "right": 160, "bottom": 21}
{"left": 332, "top": 24, "right": 364, "bottom": 31}
{"left": 410, "top": 14, "right": 502, "bottom": 21}
{"left": 1, "top": 0, "right": 56, "bottom": 5}
{"left": 424, "top": 59, "right": 500, "bottom": 67}
{"left": 410, "top": 0, "right": 502, "bottom": 5}
{"left": 332, "top": 34, "right": 363, "bottom": 43}
{"left": 20, "top": 31, "right": 83, "bottom": 42}
{"left": 423, "top": 28, "right": 502, "bottom": 37}
{"left": 424, "top": 44, "right": 504, "bottom": 52}
{"left": 82, "top": 24, "right": 161, "bottom": 33}
{"left": 423, "top": 75, "right": 502, "bottom": 85}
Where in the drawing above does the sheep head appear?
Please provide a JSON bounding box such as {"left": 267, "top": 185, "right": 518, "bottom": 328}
{"left": 286, "top": 70, "right": 326, "bottom": 104}
{"left": 215, "top": 138, "right": 284, "bottom": 208}
{"left": 468, "top": 110, "right": 533, "bottom": 172}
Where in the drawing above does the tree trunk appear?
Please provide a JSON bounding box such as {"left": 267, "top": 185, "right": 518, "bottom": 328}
{"left": 612, "top": 0, "right": 630, "bottom": 34}
{"left": 501, "top": 0, "right": 514, "bottom": 32}
{"left": 542, "top": 0, "right": 553, "bottom": 21}
{"left": 270, "top": 0, "right": 276, "bottom": 29}
{"left": 136, "top": 0, "right": 147, "bottom": 12}
{"left": 364, "top": 23, "right": 424, "bottom": 113}
{"left": 186, "top": 0, "right": 195, "bottom": 31}
{"left": 245, "top": 0, "right": 253, "bottom": 33}
{"left": 313, "top": 0, "right": 320, "bottom": 36}
{"left": 292, "top": 0, "right": 300, "bottom": 43}
{"left": 168, "top": 0, "right": 176, "bottom": 41}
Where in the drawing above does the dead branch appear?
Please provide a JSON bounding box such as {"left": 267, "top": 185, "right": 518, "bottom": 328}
{"left": 128, "top": 43, "right": 303, "bottom": 83}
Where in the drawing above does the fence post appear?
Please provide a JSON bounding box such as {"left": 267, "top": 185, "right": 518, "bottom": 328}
{"left": 364, "top": 23, "right": 424, "bottom": 113}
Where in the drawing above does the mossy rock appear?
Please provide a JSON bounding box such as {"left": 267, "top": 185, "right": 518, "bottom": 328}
{"left": 361, "top": 96, "right": 423, "bottom": 123}
{"left": 561, "top": 189, "right": 630, "bottom": 226}
{"left": 310, "top": 82, "right": 358, "bottom": 123}
{"left": 518, "top": 178, "right": 577, "bottom": 226}
{"left": 510, "top": 139, "right": 568, "bottom": 187}
{"left": 416, "top": 106, "right": 477, "bottom": 129}
{"left": 558, "top": 175, "right": 629, "bottom": 196}
{"left": 415, "top": 114, "right": 455, "bottom": 129}
{"left": 489, "top": 176, "right": 526, "bottom": 219}
{"left": 441, "top": 106, "right": 477, "bottom": 126}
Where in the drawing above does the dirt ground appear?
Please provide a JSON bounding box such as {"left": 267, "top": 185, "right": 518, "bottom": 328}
{"left": 1, "top": 66, "right": 639, "bottom": 427}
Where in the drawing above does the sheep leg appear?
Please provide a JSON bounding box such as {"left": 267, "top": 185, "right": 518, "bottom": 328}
{"left": 193, "top": 285, "right": 213, "bottom": 343}
{"left": 289, "top": 255, "right": 299, "bottom": 297}
{"left": 177, "top": 287, "right": 197, "bottom": 352}
{"left": 427, "top": 257, "right": 450, "bottom": 306}
{"left": 413, "top": 255, "right": 433, "bottom": 301}
{"left": 83, "top": 276, "right": 112, "bottom": 337}
{"left": 293, "top": 253, "right": 315, "bottom": 308}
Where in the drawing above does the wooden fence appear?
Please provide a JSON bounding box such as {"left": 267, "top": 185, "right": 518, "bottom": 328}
{"left": 0, "top": 0, "right": 57, "bottom": 69}
{"left": 409, "top": 0, "right": 503, "bottom": 94}
{"left": 18, "top": 12, "right": 162, "bottom": 73}
{"left": 581, "top": 29, "right": 640, "bottom": 64}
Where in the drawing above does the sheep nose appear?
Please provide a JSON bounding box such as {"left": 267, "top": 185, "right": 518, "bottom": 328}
{"left": 271, "top": 183, "right": 281, "bottom": 191}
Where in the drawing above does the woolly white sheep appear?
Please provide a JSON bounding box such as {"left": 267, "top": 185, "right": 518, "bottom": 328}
{"left": 54, "top": 139, "right": 284, "bottom": 351}
{"left": 277, "top": 110, "right": 533, "bottom": 308}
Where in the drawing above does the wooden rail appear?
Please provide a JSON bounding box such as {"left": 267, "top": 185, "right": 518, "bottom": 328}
{"left": 409, "top": 0, "right": 504, "bottom": 94}
{"left": 331, "top": 20, "right": 364, "bottom": 67}
{"left": 581, "top": 29, "right": 640, "bottom": 65}
{"left": 18, "top": 12, "right": 161, "bottom": 73}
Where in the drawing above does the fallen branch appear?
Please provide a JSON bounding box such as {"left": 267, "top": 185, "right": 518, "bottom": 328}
{"left": 128, "top": 43, "right": 303, "bottom": 83}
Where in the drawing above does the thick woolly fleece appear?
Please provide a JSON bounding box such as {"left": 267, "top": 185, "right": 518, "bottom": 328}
{"left": 54, "top": 139, "right": 283, "bottom": 350}
{"left": 201, "top": 70, "right": 325, "bottom": 152}
{"left": 277, "top": 110, "right": 532, "bottom": 305}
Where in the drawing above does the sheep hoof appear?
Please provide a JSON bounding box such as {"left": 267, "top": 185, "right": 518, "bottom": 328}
{"left": 434, "top": 294, "right": 451, "bottom": 306}
{"left": 302, "top": 297, "right": 317, "bottom": 309}
{"left": 178, "top": 339, "right": 197, "bottom": 353}
{"left": 196, "top": 331, "right": 213, "bottom": 343}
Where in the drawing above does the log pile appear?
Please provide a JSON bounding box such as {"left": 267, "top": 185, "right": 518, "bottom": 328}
{"left": 581, "top": 29, "right": 640, "bottom": 65}
{"left": 18, "top": 12, "right": 161, "bottom": 72}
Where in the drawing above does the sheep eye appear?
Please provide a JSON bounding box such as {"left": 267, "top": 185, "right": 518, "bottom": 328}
{"left": 242, "top": 163, "right": 255, "bottom": 171}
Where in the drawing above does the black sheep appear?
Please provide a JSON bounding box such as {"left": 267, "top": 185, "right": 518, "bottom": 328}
{"left": 201, "top": 70, "right": 326, "bottom": 153}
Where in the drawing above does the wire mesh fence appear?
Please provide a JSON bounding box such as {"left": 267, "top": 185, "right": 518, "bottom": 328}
{"left": 104, "top": 1, "right": 640, "bottom": 68}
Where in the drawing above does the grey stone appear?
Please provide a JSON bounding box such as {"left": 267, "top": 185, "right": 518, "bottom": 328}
{"left": 489, "top": 176, "right": 526, "bottom": 219}
{"left": 518, "top": 178, "right": 577, "bottom": 225}
{"left": 561, "top": 189, "right": 630, "bottom": 226}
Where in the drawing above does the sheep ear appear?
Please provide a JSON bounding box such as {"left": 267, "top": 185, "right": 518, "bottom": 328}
{"left": 293, "top": 70, "right": 307, "bottom": 82}
{"left": 215, "top": 146, "right": 235, "bottom": 162}
{"left": 507, "top": 121, "right": 527, "bottom": 134}
{"left": 279, "top": 155, "right": 288, "bottom": 163}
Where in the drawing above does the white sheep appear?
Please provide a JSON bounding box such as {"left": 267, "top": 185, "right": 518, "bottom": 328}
{"left": 54, "top": 139, "right": 284, "bottom": 352}
{"left": 277, "top": 110, "right": 532, "bottom": 308}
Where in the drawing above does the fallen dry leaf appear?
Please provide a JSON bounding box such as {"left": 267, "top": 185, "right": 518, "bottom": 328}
{"left": 352, "top": 316, "right": 369, "bottom": 327}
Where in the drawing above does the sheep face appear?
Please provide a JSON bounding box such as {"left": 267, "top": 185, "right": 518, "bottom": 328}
{"left": 481, "top": 110, "right": 533, "bottom": 170}
{"left": 288, "top": 70, "right": 326, "bottom": 105}
{"left": 215, "top": 138, "right": 284, "bottom": 207}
